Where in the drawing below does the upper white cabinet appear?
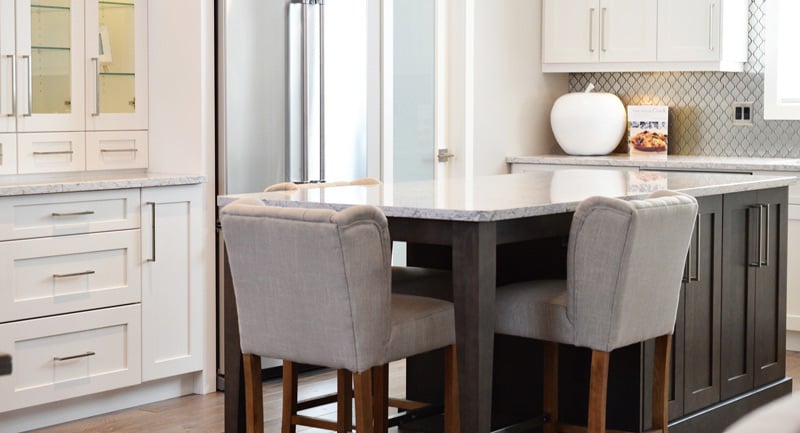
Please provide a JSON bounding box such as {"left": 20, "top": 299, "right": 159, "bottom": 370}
{"left": 542, "top": 0, "right": 748, "bottom": 72}
{"left": 543, "top": 0, "right": 657, "bottom": 65}
{"left": 0, "top": 0, "right": 148, "bottom": 174}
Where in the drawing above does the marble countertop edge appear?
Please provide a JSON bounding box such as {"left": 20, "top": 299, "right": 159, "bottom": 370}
{"left": 506, "top": 154, "right": 800, "bottom": 172}
{"left": 0, "top": 171, "right": 207, "bottom": 196}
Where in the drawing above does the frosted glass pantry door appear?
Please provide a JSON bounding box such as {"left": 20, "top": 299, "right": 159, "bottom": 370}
{"left": 15, "top": 0, "right": 85, "bottom": 132}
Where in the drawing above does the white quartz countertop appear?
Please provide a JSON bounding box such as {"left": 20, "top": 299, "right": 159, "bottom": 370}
{"left": 0, "top": 171, "right": 206, "bottom": 196}
{"left": 507, "top": 154, "right": 800, "bottom": 172}
{"left": 218, "top": 169, "right": 795, "bottom": 222}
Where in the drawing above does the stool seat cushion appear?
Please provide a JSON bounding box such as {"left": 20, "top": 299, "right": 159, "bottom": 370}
{"left": 495, "top": 280, "right": 573, "bottom": 345}
{"left": 388, "top": 294, "right": 455, "bottom": 362}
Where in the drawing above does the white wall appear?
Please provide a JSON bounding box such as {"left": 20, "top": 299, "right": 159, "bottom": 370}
{"left": 472, "top": 0, "right": 567, "bottom": 176}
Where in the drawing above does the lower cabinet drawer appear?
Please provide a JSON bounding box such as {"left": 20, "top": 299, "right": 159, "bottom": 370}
{"left": 0, "top": 304, "right": 142, "bottom": 412}
{"left": 86, "top": 131, "right": 149, "bottom": 171}
{"left": 0, "top": 230, "right": 141, "bottom": 323}
{"left": 17, "top": 132, "right": 86, "bottom": 174}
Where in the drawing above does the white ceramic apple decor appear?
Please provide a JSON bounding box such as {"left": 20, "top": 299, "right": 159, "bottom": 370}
{"left": 550, "top": 84, "right": 627, "bottom": 156}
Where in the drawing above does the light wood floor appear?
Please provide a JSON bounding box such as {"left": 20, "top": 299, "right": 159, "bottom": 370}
{"left": 30, "top": 354, "right": 800, "bottom": 433}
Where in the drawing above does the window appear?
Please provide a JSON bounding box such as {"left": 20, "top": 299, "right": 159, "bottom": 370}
{"left": 764, "top": 0, "right": 800, "bottom": 119}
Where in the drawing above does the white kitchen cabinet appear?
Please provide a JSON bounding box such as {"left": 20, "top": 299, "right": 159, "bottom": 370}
{"left": 0, "top": 0, "right": 148, "bottom": 173}
{"left": 658, "top": 0, "right": 747, "bottom": 67}
{"left": 542, "top": 0, "right": 748, "bottom": 72}
{"left": 86, "top": 130, "right": 148, "bottom": 170}
{"left": 17, "top": 132, "right": 85, "bottom": 174}
{"left": 0, "top": 304, "right": 142, "bottom": 412}
{"left": 0, "top": 133, "right": 16, "bottom": 174}
{"left": 543, "top": 0, "right": 656, "bottom": 65}
{"left": 140, "top": 184, "right": 204, "bottom": 381}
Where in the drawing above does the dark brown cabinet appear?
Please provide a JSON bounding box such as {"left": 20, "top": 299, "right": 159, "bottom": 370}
{"left": 721, "top": 189, "right": 787, "bottom": 400}
{"left": 669, "top": 195, "right": 723, "bottom": 420}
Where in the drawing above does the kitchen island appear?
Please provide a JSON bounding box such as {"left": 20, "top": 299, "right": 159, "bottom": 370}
{"left": 219, "top": 169, "right": 795, "bottom": 433}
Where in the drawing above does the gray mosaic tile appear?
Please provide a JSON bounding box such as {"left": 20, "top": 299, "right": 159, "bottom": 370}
{"left": 569, "top": 0, "right": 800, "bottom": 157}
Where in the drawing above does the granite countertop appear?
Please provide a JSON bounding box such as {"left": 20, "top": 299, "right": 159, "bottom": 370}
{"left": 506, "top": 154, "right": 800, "bottom": 172}
{"left": 218, "top": 169, "right": 795, "bottom": 222}
{"left": 0, "top": 170, "right": 207, "bottom": 196}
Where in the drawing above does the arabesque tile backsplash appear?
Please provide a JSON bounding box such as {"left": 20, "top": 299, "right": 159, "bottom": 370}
{"left": 569, "top": 0, "right": 800, "bottom": 158}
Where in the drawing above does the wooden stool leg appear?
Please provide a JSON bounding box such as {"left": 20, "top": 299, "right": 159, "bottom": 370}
{"left": 444, "top": 345, "right": 461, "bottom": 433}
{"left": 543, "top": 342, "right": 559, "bottom": 433}
{"left": 372, "top": 365, "right": 389, "bottom": 433}
{"left": 243, "top": 354, "right": 264, "bottom": 433}
{"left": 338, "top": 369, "right": 354, "bottom": 433}
{"left": 653, "top": 335, "right": 672, "bottom": 433}
{"left": 354, "top": 369, "right": 375, "bottom": 433}
{"left": 588, "top": 350, "right": 610, "bottom": 433}
{"left": 282, "top": 360, "right": 299, "bottom": 433}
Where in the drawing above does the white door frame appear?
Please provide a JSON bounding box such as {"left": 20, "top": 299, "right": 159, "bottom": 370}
{"left": 375, "top": 0, "right": 474, "bottom": 183}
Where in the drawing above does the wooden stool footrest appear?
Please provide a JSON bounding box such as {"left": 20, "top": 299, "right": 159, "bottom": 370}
{"left": 296, "top": 392, "right": 339, "bottom": 411}
{"left": 291, "top": 414, "right": 339, "bottom": 431}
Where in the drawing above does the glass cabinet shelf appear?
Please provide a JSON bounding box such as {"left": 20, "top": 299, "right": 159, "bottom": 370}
{"left": 32, "top": 46, "right": 71, "bottom": 51}
{"left": 99, "top": 1, "right": 133, "bottom": 6}
{"left": 31, "top": 4, "right": 70, "bottom": 10}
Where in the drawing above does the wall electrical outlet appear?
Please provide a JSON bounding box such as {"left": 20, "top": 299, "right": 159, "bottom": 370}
{"left": 732, "top": 102, "right": 754, "bottom": 126}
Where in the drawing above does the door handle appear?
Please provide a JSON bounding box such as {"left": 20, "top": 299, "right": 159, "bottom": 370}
{"left": 4, "top": 54, "right": 14, "bottom": 117}
{"left": 748, "top": 205, "right": 762, "bottom": 267}
{"left": 146, "top": 202, "right": 156, "bottom": 262}
{"left": 601, "top": 7, "right": 607, "bottom": 52}
{"left": 22, "top": 55, "right": 31, "bottom": 117}
{"left": 92, "top": 57, "right": 100, "bottom": 116}
{"left": 690, "top": 214, "right": 701, "bottom": 282}
{"left": 589, "top": 8, "right": 596, "bottom": 52}
{"left": 760, "top": 204, "right": 770, "bottom": 267}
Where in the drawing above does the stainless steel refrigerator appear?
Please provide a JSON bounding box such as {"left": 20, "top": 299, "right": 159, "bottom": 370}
{"left": 216, "top": 0, "right": 370, "bottom": 386}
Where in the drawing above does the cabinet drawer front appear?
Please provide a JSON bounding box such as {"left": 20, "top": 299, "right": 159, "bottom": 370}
{"left": 17, "top": 133, "right": 86, "bottom": 174}
{"left": 0, "top": 305, "right": 142, "bottom": 412}
{"left": 0, "top": 230, "right": 141, "bottom": 323}
{"left": 0, "top": 133, "right": 16, "bottom": 175}
{"left": 86, "top": 131, "right": 149, "bottom": 171}
{"left": 0, "top": 189, "right": 140, "bottom": 240}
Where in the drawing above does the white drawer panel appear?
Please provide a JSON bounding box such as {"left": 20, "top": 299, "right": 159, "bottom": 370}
{"left": 86, "top": 131, "right": 149, "bottom": 171}
{"left": 0, "top": 305, "right": 142, "bottom": 412}
{"left": 17, "top": 133, "right": 86, "bottom": 174}
{"left": 0, "top": 230, "right": 141, "bottom": 323}
{"left": 0, "top": 133, "right": 16, "bottom": 175}
{"left": 0, "top": 189, "right": 140, "bottom": 240}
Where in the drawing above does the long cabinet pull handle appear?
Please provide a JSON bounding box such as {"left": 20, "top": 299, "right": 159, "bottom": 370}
{"left": 761, "top": 204, "right": 770, "bottom": 267}
{"left": 601, "top": 7, "right": 607, "bottom": 52}
{"left": 53, "top": 270, "right": 95, "bottom": 279}
{"left": 22, "top": 55, "right": 31, "bottom": 117}
{"left": 691, "top": 214, "right": 701, "bottom": 282}
{"left": 5, "top": 54, "right": 14, "bottom": 117}
{"left": 54, "top": 351, "right": 96, "bottom": 362}
{"left": 51, "top": 210, "right": 95, "bottom": 217}
{"left": 589, "top": 8, "right": 596, "bottom": 52}
{"left": 34, "top": 150, "right": 74, "bottom": 156}
{"left": 92, "top": 57, "right": 100, "bottom": 116}
{"left": 709, "top": 3, "right": 715, "bottom": 51}
{"left": 147, "top": 202, "right": 156, "bottom": 262}
{"left": 100, "top": 148, "right": 138, "bottom": 153}
{"left": 682, "top": 247, "right": 690, "bottom": 283}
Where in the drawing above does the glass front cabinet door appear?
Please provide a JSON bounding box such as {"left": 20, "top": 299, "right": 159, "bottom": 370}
{"left": 85, "top": 0, "right": 147, "bottom": 131}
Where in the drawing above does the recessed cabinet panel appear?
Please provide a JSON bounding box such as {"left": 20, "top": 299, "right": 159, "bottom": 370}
{"left": 0, "top": 133, "right": 17, "bottom": 174}
{"left": 86, "top": 130, "right": 148, "bottom": 170}
{"left": 599, "top": 0, "right": 657, "bottom": 63}
{"left": 542, "top": 0, "right": 598, "bottom": 64}
{"left": 17, "top": 131, "right": 85, "bottom": 173}
{"left": 0, "top": 188, "right": 140, "bottom": 240}
{"left": 0, "top": 229, "right": 141, "bottom": 323}
{"left": 658, "top": 0, "right": 720, "bottom": 62}
{"left": 0, "top": 304, "right": 141, "bottom": 412}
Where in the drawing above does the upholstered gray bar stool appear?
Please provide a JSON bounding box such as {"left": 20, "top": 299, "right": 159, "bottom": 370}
{"left": 221, "top": 199, "right": 459, "bottom": 433}
{"left": 495, "top": 191, "right": 698, "bottom": 433}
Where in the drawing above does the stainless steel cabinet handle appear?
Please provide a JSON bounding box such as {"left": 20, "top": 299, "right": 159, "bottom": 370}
{"left": 100, "top": 148, "right": 138, "bottom": 153}
{"left": 709, "top": 3, "right": 715, "bottom": 51}
{"left": 34, "top": 150, "right": 74, "bottom": 156}
{"left": 53, "top": 270, "right": 95, "bottom": 279}
{"left": 8, "top": 54, "right": 16, "bottom": 117}
{"left": 748, "top": 205, "right": 762, "bottom": 267}
{"left": 22, "top": 54, "right": 31, "bottom": 116}
{"left": 54, "top": 351, "right": 96, "bottom": 362}
{"left": 589, "top": 8, "right": 596, "bottom": 52}
{"left": 51, "top": 210, "right": 94, "bottom": 217}
{"left": 760, "top": 204, "right": 770, "bottom": 267}
{"left": 601, "top": 7, "right": 607, "bottom": 52}
{"left": 92, "top": 57, "right": 100, "bottom": 116}
{"left": 146, "top": 202, "right": 156, "bottom": 262}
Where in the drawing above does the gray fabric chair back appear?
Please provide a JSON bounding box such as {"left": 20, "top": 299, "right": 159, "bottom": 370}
{"left": 221, "top": 199, "right": 392, "bottom": 373}
{"left": 567, "top": 191, "right": 698, "bottom": 352}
